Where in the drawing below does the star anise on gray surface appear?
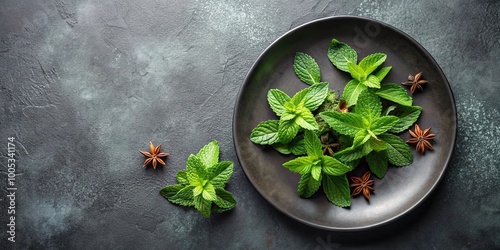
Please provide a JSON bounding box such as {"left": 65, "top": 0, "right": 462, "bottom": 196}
{"left": 407, "top": 124, "right": 435, "bottom": 154}
{"left": 140, "top": 141, "right": 169, "bottom": 169}
{"left": 401, "top": 72, "right": 428, "bottom": 95}
{"left": 350, "top": 171, "right": 374, "bottom": 200}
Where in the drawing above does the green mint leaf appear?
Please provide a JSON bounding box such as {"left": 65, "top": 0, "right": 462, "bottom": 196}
{"left": 342, "top": 79, "right": 367, "bottom": 107}
{"left": 201, "top": 183, "right": 217, "bottom": 201}
{"left": 303, "top": 82, "right": 329, "bottom": 111}
{"left": 213, "top": 188, "right": 236, "bottom": 212}
{"left": 250, "top": 120, "right": 280, "bottom": 145}
{"left": 352, "top": 129, "right": 371, "bottom": 148}
{"left": 311, "top": 165, "right": 322, "bottom": 181}
{"left": 293, "top": 52, "right": 321, "bottom": 85}
{"left": 319, "top": 111, "right": 364, "bottom": 136}
{"left": 333, "top": 146, "right": 366, "bottom": 162}
{"left": 368, "top": 137, "right": 388, "bottom": 152}
{"left": 281, "top": 109, "right": 297, "bottom": 121}
{"left": 278, "top": 119, "right": 300, "bottom": 144}
{"left": 370, "top": 116, "right": 400, "bottom": 135}
{"left": 322, "top": 174, "right": 351, "bottom": 207}
{"left": 297, "top": 172, "right": 322, "bottom": 198}
{"left": 378, "top": 133, "right": 413, "bottom": 166}
{"left": 194, "top": 194, "right": 212, "bottom": 218}
{"left": 186, "top": 154, "right": 209, "bottom": 185}
{"left": 282, "top": 156, "right": 314, "bottom": 174}
{"left": 362, "top": 75, "right": 381, "bottom": 89}
{"left": 354, "top": 90, "right": 382, "bottom": 121}
{"left": 366, "top": 151, "right": 388, "bottom": 179}
{"left": 295, "top": 107, "right": 319, "bottom": 130}
{"left": 196, "top": 140, "right": 219, "bottom": 168}
{"left": 388, "top": 106, "right": 423, "bottom": 133}
{"left": 359, "top": 53, "right": 387, "bottom": 75}
{"left": 327, "top": 38, "right": 357, "bottom": 72}
{"left": 321, "top": 156, "right": 351, "bottom": 176}
{"left": 290, "top": 88, "right": 310, "bottom": 106}
{"left": 304, "top": 130, "right": 323, "bottom": 157}
{"left": 375, "top": 83, "right": 413, "bottom": 106}
{"left": 209, "top": 161, "right": 234, "bottom": 188}
{"left": 160, "top": 184, "right": 185, "bottom": 199}
{"left": 272, "top": 135, "right": 305, "bottom": 155}
{"left": 267, "top": 89, "right": 291, "bottom": 116}
{"left": 175, "top": 170, "right": 189, "bottom": 185}
{"left": 375, "top": 66, "right": 392, "bottom": 82}
{"left": 383, "top": 105, "right": 397, "bottom": 116}
{"left": 347, "top": 63, "right": 367, "bottom": 81}
{"left": 164, "top": 185, "right": 195, "bottom": 207}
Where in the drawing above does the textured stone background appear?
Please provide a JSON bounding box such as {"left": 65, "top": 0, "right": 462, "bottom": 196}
{"left": 1, "top": 0, "right": 499, "bottom": 249}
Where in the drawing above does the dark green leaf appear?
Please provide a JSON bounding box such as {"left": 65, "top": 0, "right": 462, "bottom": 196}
{"left": 213, "top": 188, "right": 237, "bottom": 212}
{"left": 378, "top": 133, "right": 413, "bottom": 166}
{"left": 293, "top": 52, "right": 321, "bottom": 85}
{"left": 160, "top": 184, "right": 185, "bottom": 199}
{"left": 388, "top": 106, "right": 422, "bottom": 133}
{"left": 327, "top": 38, "right": 358, "bottom": 72}
{"left": 321, "top": 156, "right": 352, "bottom": 176}
{"left": 209, "top": 161, "right": 234, "bottom": 188}
{"left": 250, "top": 120, "right": 280, "bottom": 145}
{"left": 320, "top": 111, "right": 364, "bottom": 136}
{"left": 282, "top": 156, "right": 314, "bottom": 174}
{"left": 375, "top": 83, "right": 413, "bottom": 106}
{"left": 303, "top": 82, "right": 329, "bottom": 111}
{"left": 267, "top": 89, "right": 291, "bottom": 116}
{"left": 175, "top": 170, "right": 189, "bottom": 185}
{"left": 322, "top": 174, "right": 351, "bottom": 207}
{"left": 194, "top": 194, "right": 212, "bottom": 218}
{"left": 366, "top": 151, "right": 388, "bottom": 179}
{"left": 272, "top": 135, "right": 306, "bottom": 155}
{"left": 278, "top": 119, "right": 300, "bottom": 144}
{"left": 297, "top": 172, "right": 322, "bottom": 198}
{"left": 165, "top": 185, "right": 195, "bottom": 207}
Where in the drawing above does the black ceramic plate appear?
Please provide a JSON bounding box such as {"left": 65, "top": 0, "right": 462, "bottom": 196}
{"left": 233, "top": 16, "right": 456, "bottom": 231}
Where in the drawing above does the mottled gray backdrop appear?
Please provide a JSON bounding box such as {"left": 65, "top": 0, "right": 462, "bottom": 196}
{"left": 1, "top": 0, "right": 499, "bottom": 249}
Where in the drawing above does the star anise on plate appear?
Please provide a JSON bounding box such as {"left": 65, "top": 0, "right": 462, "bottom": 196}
{"left": 320, "top": 133, "right": 340, "bottom": 156}
{"left": 401, "top": 72, "right": 428, "bottom": 95}
{"left": 407, "top": 124, "right": 435, "bottom": 154}
{"left": 350, "top": 171, "right": 374, "bottom": 200}
{"left": 139, "top": 141, "right": 169, "bottom": 169}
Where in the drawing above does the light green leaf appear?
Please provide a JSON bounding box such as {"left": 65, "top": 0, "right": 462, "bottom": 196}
{"left": 370, "top": 116, "right": 400, "bottom": 135}
{"left": 366, "top": 151, "right": 388, "bottom": 179}
{"left": 213, "top": 188, "right": 236, "bottom": 212}
{"left": 160, "top": 184, "right": 185, "bottom": 199}
{"left": 164, "top": 185, "right": 195, "bottom": 207}
{"left": 280, "top": 109, "right": 297, "bottom": 121}
{"left": 202, "top": 183, "right": 217, "bottom": 201}
{"left": 282, "top": 156, "right": 314, "bottom": 174}
{"left": 359, "top": 53, "right": 387, "bottom": 75}
{"left": 297, "top": 172, "right": 322, "bottom": 198}
{"left": 311, "top": 165, "right": 322, "bottom": 181}
{"left": 322, "top": 174, "right": 351, "bottom": 207}
{"left": 333, "top": 145, "right": 367, "bottom": 162}
{"left": 293, "top": 52, "right": 321, "bottom": 85}
{"left": 327, "top": 38, "right": 358, "bottom": 72}
{"left": 303, "top": 82, "right": 329, "bottom": 111}
{"left": 278, "top": 119, "right": 300, "bottom": 144}
{"left": 342, "top": 79, "right": 367, "bottom": 107}
{"left": 378, "top": 133, "right": 413, "bottom": 166}
{"left": 348, "top": 63, "right": 367, "bottom": 81}
{"left": 319, "top": 111, "right": 364, "bottom": 136}
{"left": 250, "top": 120, "right": 280, "bottom": 145}
{"left": 175, "top": 170, "right": 189, "bottom": 185}
{"left": 194, "top": 194, "right": 212, "bottom": 218}
{"left": 354, "top": 90, "right": 382, "bottom": 121}
{"left": 209, "top": 161, "right": 234, "bottom": 188}
{"left": 388, "top": 106, "right": 422, "bottom": 133}
{"left": 321, "top": 156, "right": 351, "bottom": 176}
{"left": 375, "top": 83, "right": 413, "bottom": 106}
{"left": 290, "top": 88, "right": 311, "bottom": 106}
{"left": 193, "top": 185, "right": 203, "bottom": 197}
{"left": 368, "top": 137, "right": 388, "bottom": 152}
{"left": 362, "top": 75, "right": 381, "bottom": 89}
{"left": 267, "top": 89, "right": 291, "bottom": 116}
{"left": 196, "top": 140, "right": 219, "bottom": 168}
{"left": 352, "top": 129, "right": 371, "bottom": 148}
{"left": 304, "top": 130, "right": 323, "bottom": 157}
{"left": 375, "top": 66, "right": 392, "bottom": 82}
{"left": 295, "top": 108, "right": 319, "bottom": 130}
{"left": 186, "top": 154, "right": 208, "bottom": 185}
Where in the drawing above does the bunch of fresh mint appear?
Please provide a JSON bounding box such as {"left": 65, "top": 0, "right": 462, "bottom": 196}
{"left": 160, "top": 141, "right": 236, "bottom": 217}
{"left": 250, "top": 38, "right": 422, "bottom": 207}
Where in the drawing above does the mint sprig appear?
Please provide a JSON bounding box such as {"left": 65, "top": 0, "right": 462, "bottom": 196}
{"left": 160, "top": 141, "right": 236, "bottom": 218}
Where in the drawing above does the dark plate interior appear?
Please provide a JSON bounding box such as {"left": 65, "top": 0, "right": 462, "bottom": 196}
{"left": 233, "top": 16, "right": 456, "bottom": 231}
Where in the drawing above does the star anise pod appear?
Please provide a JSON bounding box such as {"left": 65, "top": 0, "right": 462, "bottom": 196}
{"left": 401, "top": 72, "right": 428, "bottom": 95}
{"left": 139, "top": 141, "right": 169, "bottom": 169}
{"left": 407, "top": 124, "right": 435, "bottom": 154}
{"left": 350, "top": 171, "right": 374, "bottom": 200}
{"left": 320, "top": 133, "right": 339, "bottom": 156}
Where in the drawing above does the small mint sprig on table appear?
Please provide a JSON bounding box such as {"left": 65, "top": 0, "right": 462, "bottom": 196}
{"left": 160, "top": 141, "right": 236, "bottom": 218}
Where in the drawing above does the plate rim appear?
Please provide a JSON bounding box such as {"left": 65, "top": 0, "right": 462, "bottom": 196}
{"left": 232, "top": 15, "right": 457, "bottom": 231}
